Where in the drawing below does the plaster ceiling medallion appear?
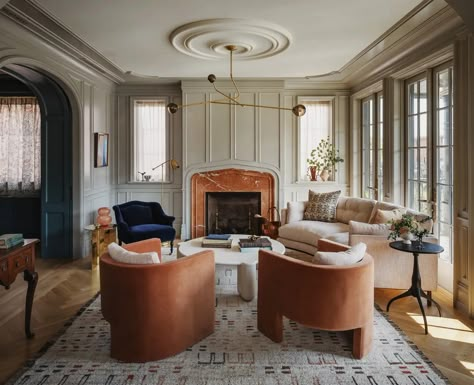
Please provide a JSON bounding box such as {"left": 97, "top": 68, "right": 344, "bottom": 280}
{"left": 169, "top": 18, "right": 292, "bottom": 61}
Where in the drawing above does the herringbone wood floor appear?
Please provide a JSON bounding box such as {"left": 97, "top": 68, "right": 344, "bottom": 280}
{"left": 0, "top": 257, "right": 473, "bottom": 385}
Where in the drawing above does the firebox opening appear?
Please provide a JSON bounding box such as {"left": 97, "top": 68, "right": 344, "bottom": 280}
{"left": 206, "top": 192, "right": 261, "bottom": 235}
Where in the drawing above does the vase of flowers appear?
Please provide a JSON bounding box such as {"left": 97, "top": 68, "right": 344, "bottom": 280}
{"left": 387, "top": 213, "right": 431, "bottom": 245}
{"left": 306, "top": 137, "right": 344, "bottom": 182}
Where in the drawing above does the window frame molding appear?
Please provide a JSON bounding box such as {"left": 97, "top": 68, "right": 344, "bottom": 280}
{"left": 129, "top": 95, "right": 172, "bottom": 184}
{"left": 295, "top": 95, "right": 336, "bottom": 183}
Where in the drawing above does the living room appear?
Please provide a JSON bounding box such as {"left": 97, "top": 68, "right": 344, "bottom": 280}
{"left": 1, "top": 0, "right": 473, "bottom": 384}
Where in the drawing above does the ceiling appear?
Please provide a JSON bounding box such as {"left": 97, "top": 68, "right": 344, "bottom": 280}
{"left": 35, "top": 0, "right": 425, "bottom": 79}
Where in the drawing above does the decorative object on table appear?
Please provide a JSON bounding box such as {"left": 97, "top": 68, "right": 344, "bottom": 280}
{"left": 255, "top": 207, "right": 280, "bottom": 239}
{"left": 306, "top": 136, "right": 343, "bottom": 181}
{"left": 151, "top": 159, "right": 180, "bottom": 202}
{"left": 112, "top": 201, "right": 176, "bottom": 253}
{"left": 94, "top": 133, "right": 109, "bottom": 168}
{"left": 0, "top": 233, "right": 24, "bottom": 249}
{"left": 137, "top": 171, "right": 146, "bottom": 181}
{"left": 143, "top": 174, "right": 151, "bottom": 181}
{"left": 238, "top": 237, "right": 272, "bottom": 252}
{"left": 165, "top": 44, "right": 306, "bottom": 117}
{"left": 205, "top": 233, "right": 231, "bottom": 240}
{"left": 387, "top": 213, "right": 432, "bottom": 245}
{"left": 96, "top": 207, "right": 112, "bottom": 227}
{"left": 201, "top": 238, "right": 233, "bottom": 248}
{"left": 387, "top": 241, "right": 444, "bottom": 334}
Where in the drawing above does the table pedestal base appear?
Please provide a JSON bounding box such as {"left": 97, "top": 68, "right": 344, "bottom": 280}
{"left": 386, "top": 252, "right": 441, "bottom": 334}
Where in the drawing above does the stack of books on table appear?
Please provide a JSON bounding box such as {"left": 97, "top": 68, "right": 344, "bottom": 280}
{"left": 201, "top": 234, "right": 232, "bottom": 248}
{"left": 0, "top": 233, "right": 24, "bottom": 249}
{"left": 238, "top": 237, "right": 272, "bottom": 253}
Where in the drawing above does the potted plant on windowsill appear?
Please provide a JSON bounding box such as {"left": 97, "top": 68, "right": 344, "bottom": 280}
{"left": 307, "top": 137, "right": 344, "bottom": 181}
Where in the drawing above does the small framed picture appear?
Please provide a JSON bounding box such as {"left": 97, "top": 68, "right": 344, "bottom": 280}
{"left": 94, "top": 133, "right": 109, "bottom": 168}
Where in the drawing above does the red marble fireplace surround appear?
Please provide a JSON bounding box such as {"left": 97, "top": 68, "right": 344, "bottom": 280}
{"left": 191, "top": 168, "right": 275, "bottom": 238}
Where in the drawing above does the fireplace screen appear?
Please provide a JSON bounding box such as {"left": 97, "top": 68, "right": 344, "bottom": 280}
{"left": 206, "top": 192, "right": 261, "bottom": 235}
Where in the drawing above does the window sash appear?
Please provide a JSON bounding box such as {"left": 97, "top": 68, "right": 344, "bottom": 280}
{"left": 132, "top": 98, "right": 169, "bottom": 182}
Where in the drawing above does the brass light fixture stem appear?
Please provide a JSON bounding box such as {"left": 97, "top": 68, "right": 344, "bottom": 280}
{"left": 166, "top": 44, "right": 306, "bottom": 117}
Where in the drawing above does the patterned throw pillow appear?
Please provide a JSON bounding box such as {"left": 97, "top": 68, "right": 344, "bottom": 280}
{"left": 303, "top": 190, "right": 341, "bottom": 222}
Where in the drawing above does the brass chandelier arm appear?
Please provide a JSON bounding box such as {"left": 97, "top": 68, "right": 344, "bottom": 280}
{"left": 166, "top": 44, "right": 306, "bottom": 117}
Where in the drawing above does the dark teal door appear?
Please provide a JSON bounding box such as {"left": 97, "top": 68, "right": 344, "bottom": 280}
{"left": 4, "top": 65, "right": 72, "bottom": 258}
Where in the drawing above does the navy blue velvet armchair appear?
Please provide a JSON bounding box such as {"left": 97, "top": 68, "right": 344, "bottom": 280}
{"left": 113, "top": 201, "right": 176, "bottom": 253}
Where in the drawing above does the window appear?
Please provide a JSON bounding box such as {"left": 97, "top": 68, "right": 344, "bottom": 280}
{"left": 298, "top": 98, "right": 333, "bottom": 181}
{"left": 405, "top": 64, "right": 454, "bottom": 266}
{"left": 0, "top": 97, "right": 41, "bottom": 195}
{"left": 361, "top": 92, "right": 383, "bottom": 200}
{"left": 132, "top": 98, "right": 169, "bottom": 182}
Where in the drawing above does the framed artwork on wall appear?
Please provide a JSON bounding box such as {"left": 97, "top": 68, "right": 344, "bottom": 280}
{"left": 94, "top": 133, "right": 109, "bottom": 167}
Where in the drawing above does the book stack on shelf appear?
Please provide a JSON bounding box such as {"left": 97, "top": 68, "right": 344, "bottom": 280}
{"left": 238, "top": 237, "right": 272, "bottom": 253}
{"left": 201, "top": 234, "right": 232, "bottom": 248}
{"left": 0, "top": 233, "right": 24, "bottom": 249}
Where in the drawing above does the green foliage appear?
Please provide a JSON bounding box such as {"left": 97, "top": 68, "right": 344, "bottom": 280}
{"left": 387, "top": 213, "right": 431, "bottom": 241}
{"left": 306, "top": 137, "right": 344, "bottom": 171}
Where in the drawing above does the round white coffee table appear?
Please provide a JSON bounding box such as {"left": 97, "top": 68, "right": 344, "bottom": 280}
{"left": 177, "top": 235, "right": 285, "bottom": 301}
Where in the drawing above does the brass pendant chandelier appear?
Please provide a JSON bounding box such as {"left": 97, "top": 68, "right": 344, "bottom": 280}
{"left": 166, "top": 45, "right": 306, "bottom": 117}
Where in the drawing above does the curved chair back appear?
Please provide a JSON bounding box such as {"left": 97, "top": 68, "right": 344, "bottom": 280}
{"left": 100, "top": 241, "right": 215, "bottom": 362}
{"left": 258, "top": 239, "right": 374, "bottom": 358}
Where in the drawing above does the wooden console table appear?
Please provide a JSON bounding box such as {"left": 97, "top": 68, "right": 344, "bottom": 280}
{"left": 0, "top": 239, "right": 39, "bottom": 338}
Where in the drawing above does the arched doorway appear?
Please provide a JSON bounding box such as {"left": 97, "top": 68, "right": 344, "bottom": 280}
{"left": 1, "top": 64, "right": 73, "bottom": 258}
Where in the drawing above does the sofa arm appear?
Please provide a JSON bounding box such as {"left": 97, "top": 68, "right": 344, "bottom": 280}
{"left": 280, "top": 208, "right": 288, "bottom": 226}
{"left": 318, "top": 239, "right": 351, "bottom": 252}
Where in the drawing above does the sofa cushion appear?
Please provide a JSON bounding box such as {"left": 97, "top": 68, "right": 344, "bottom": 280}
{"left": 368, "top": 202, "right": 404, "bottom": 223}
{"left": 303, "top": 190, "right": 341, "bottom": 222}
{"left": 349, "top": 220, "right": 391, "bottom": 236}
{"left": 286, "top": 201, "right": 308, "bottom": 223}
{"left": 108, "top": 242, "right": 160, "bottom": 264}
{"left": 324, "top": 232, "right": 349, "bottom": 245}
{"left": 336, "top": 196, "right": 376, "bottom": 224}
{"left": 121, "top": 205, "right": 154, "bottom": 226}
{"left": 279, "top": 221, "right": 349, "bottom": 247}
{"left": 372, "top": 208, "right": 405, "bottom": 224}
{"left": 313, "top": 242, "right": 367, "bottom": 265}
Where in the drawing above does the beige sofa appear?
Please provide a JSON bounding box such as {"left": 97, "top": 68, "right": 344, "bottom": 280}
{"left": 278, "top": 196, "right": 438, "bottom": 291}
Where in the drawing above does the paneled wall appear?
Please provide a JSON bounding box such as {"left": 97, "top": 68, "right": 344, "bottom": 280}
{"left": 114, "top": 85, "right": 183, "bottom": 233}
{"left": 180, "top": 80, "right": 350, "bottom": 238}
{"left": 0, "top": 13, "right": 116, "bottom": 258}
{"left": 453, "top": 33, "right": 474, "bottom": 317}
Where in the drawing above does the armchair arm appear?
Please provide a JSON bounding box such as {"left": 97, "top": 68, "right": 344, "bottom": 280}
{"left": 150, "top": 202, "right": 176, "bottom": 226}
{"left": 318, "top": 239, "right": 351, "bottom": 252}
{"left": 280, "top": 208, "right": 288, "bottom": 226}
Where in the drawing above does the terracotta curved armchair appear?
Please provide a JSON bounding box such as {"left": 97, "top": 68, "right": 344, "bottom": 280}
{"left": 258, "top": 239, "right": 374, "bottom": 359}
{"left": 100, "top": 238, "right": 215, "bottom": 362}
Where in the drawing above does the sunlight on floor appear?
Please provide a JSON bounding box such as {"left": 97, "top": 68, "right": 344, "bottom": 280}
{"left": 407, "top": 313, "right": 474, "bottom": 343}
{"left": 460, "top": 360, "right": 474, "bottom": 376}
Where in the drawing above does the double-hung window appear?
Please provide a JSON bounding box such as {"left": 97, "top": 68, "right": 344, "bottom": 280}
{"left": 298, "top": 98, "right": 333, "bottom": 181}
{"left": 132, "top": 98, "right": 170, "bottom": 182}
{"left": 361, "top": 92, "right": 383, "bottom": 200}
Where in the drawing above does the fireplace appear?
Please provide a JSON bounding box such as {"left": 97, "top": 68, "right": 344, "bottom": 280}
{"left": 206, "top": 192, "right": 261, "bottom": 235}
{"left": 191, "top": 168, "right": 275, "bottom": 238}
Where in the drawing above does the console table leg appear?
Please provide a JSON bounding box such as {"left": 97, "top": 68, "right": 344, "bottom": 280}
{"left": 23, "top": 269, "right": 38, "bottom": 339}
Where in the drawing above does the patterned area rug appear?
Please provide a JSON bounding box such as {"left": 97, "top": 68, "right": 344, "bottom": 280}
{"left": 9, "top": 293, "right": 450, "bottom": 385}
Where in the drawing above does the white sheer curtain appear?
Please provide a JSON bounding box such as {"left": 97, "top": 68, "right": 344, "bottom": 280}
{"left": 134, "top": 100, "right": 168, "bottom": 182}
{"left": 0, "top": 97, "right": 41, "bottom": 194}
{"left": 299, "top": 101, "right": 332, "bottom": 180}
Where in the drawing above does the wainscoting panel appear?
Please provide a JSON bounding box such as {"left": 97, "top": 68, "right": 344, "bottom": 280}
{"left": 184, "top": 93, "right": 207, "bottom": 167}
{"left": 210, "top": 92, "right": 231, "bottom": 162}
{"left": 259, "top": 92, "right": 280, "bottom": 168}
{"left": 235, "top": 93, "right": 257, "bottom": 162}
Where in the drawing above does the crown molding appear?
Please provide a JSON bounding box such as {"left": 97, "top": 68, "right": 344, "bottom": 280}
{"left": 346, "top": 5, "right": 464, "bottom": 92}
{"left": 1, "top": 0, "right": 125, "bottom": 83}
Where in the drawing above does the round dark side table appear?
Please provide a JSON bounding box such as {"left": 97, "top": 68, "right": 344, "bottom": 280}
{"left": 387, "top": 240, "right": 444, "bottom": 335}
